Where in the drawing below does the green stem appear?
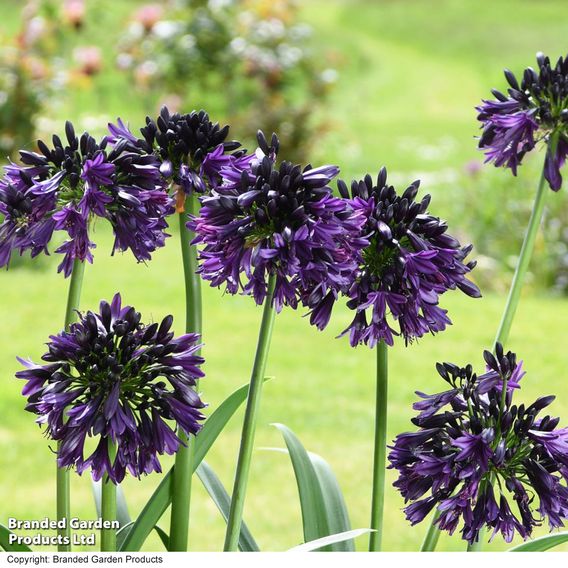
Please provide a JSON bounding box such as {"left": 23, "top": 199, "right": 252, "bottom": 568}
{"left": 420, "top": 511, "right": 442, "bottom": 551}
{"left": 369, "top": 341, "right": 388, "bottom": 551}
{"left": 169, "top": 194, "right": 202, "bottom": 551}
{"left": 223, "top": 274, "right": 277, "bottom": 552}
{"left": 101, "top": 441, "right": 117, "bottom": 552}
{"left": 57, "top": 258, "right": 86, "bottom": 552}
{"left": 492, "top": 169, "right": 550, "bottom": 349}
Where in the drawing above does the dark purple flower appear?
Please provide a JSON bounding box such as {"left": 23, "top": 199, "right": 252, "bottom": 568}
{"left": 189, "top": 131, "right": 366, "bottom": 312}
{"left": 0, "top": 121, "right": 172, "bottom": 276}
{"left": 389, "top": 344, "right": 568, "bottom": 544}
{"left": 477, "top": 52, "right": 568, "bottom": 190}
{"left": 16, "top": 293, "right": 206, "bottom": 484}
{"left": 308, "top": 168, "right": 480, "bottom": 347}
{"left": 108, "top": 107, "right": 244, "bottom": 207}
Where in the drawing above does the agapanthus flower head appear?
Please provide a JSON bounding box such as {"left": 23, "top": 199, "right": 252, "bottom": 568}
{"left": 108, "top": 107, "right": 244, "bottom": 205}
{"left": 389, "top": 343, "right": 568, "bottom": 544}
{"left": 190, "top": 130, "right": 366, "bottom": 312}
{"left": 309, "top": 168, "right": 480, "bottom": 347}
{"left": 16, "top": 293, "right": 206, "bottom": 484}
{"left": 0, "top": 121, "right": 172, "bottom": 276}
{"left": 477, "top": 52, "right": 568, "bottom": 190}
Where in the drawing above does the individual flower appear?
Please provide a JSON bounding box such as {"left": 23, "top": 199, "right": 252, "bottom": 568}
{"left": 190, "top": 131, "right": 366, "bottom": 311}
{"left": 388, "top": 344, "right": 568, "bottom": 544}
{"left": 307, "top": 168, "right": 480, "bottom": 347}
{"left": 16, "top": 293, "right": 206, "bottom": 484}
{"left": 477, "top": 52, "right": 568, "bottom": 190}
{"left": 108, "top": 106, "right": 244, "bottom": 209}
{"left": 0, "top": 121, "right": 173, "bottom": 276}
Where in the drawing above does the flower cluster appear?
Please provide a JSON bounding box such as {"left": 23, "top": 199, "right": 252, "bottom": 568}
{"left": 0, "top": 122, "right": 172, "bottom": 276}
{"left": 190, "top": 131, "right": 367, "bottom": 311}
{"left": 307, "top": 168, "right": 480, "bottom": 347}
{"left": 477, "top": 52, "right": 568, "bottom": 190}
{"left": 389, "top": 344, "right": 568, "bottom": 544}
{"left": 16, "top": 294, "right": 206, "bottom": 483}
{"left": 108, "top": 107, "right": 243, "bottom": 206}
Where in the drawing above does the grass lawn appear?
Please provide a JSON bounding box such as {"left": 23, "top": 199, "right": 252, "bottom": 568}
{"left": 1, "top": 0, "right": 568, "bottom": 553}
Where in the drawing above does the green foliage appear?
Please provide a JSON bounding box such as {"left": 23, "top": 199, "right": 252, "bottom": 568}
{"left": 273, "top": 423, "right": 355, "bottom": 552}
{"left": 508, "top": 532, "right": 568, "bottom": 552}
{"left": 288, "top": 529, "right": 372, "bottom": 552}
{"left": 196, "top": 461, "right": 259, "bottom": 551}
{"left": 0, "top": 525, "right": 32, "bottom": 552}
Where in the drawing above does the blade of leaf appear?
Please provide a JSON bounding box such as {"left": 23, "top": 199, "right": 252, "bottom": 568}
{"left": 119, "top": 467, "right": 173, "bottom": 551}
{"left": 116, "top": 521, "right": 134, "bottom": 550}
{"left": 0, "top": 525, "right": 32, "bottom": 552}
{"left": 309, "top": 452, "right": 354, "bottom": 551}
{"left": 117, "top": 522, "right": 169, "bottom": 551}
{"left": 508, "top": 532, "right": 568, "bottom": 552}
{"left": 120, "top": 379, "right": 268, "bottom": 551}
{"left": 153, "top": 526, "right": 170, "bottom": 550}
{"left": 262, "top": 445, "right": 355, "bottom": 552}
{"left": 196, "top": 461, "right": 259, "bottom": 551}
{"left": 288, "top": 529, "right": 374, "bottom": 552}
{"left": 193, "top": 378, "right": 271, "bottom": 466}
{"left": 272, "top": 423, "right": 330, "bottom": 548}
{"left": 92, "top": 481, "right": 131, "bottom": 528}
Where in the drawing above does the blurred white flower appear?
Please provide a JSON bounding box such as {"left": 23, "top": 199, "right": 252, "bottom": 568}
{"left": 152, "top": 21, "right": 183, "bottom": 40}
{"left": 320, "top": 68, "right": 338, "bottom": 84}
{"left": 116, "top": 53, "right": 133, "bottom": 70}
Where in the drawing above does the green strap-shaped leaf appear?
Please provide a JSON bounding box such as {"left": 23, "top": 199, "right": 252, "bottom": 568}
{"left": 0, "top": 525, "right": 32, "bottom": 552}
{"left": 265, "top": 437, "right": 355, "bottom": 552}
{"left": 117, "top": 522, "right": 169, "bottom": 551}
{"left": 508, "top": 532, "right": 568, "bottom": 552}
{"left": 288, "top": 529, "right": 373, "bottom": 552}
{"left": 119, "top": 472, "right": 172, "bottom": 551}
{"left": 116, "top": 521, "right": 134, "bottom": 550}
{"left": 120, "top": 379, "right": 269, "bottom": 551}
{"left": 309, "top": 453, "right": 354, "bottom": 551}
{"left": 153, "top": 525, "right": 170, "bottom": 550}
{"left": 92, "top": 481, "right": 132, "bottom": 528}
{"left": 273, "top": 423, "right": 340, "bottom": 551}
{"left": 196, "top": 461, "right": 259, "bottom": 551}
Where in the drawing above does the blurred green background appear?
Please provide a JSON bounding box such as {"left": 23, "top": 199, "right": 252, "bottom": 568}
{"left": 1, "top": 0, "right": 568, "bottom": 552}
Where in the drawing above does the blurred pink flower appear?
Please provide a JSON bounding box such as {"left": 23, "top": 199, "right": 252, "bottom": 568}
{"left": 135, "top": 4, "right": 164, "bottom": 32}
{"left": 64, "top": 0, "right": 86, "bottom": 29}
{"left": 73, "top": 46, "right": 102, "bottom": 76}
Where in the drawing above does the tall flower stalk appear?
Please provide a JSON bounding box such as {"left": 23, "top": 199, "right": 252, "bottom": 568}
{"left": 57, "top": 258, "right": 86, "bottom": 551}
{"left": 101, "top": 442, "right": 117, "bottom": 552}
{"left": 190, "top": 131, "right": 364, "bottom": 550}
{"left": 422, "top": 52, "right": 568, "bottom": 552}
{"left": 465, "top": 143, "right": 554, "bottom": 552}
{"left": 16, "top": 294, "right": 206, "bottom": 552}
{"left": 108, "top": 107, "right": 243, "bottom": 550}
{"left": 1, "top": 120, "right": 168, "bottom": 551}
{"left": 169, "top": 194, "right": 203, "bottom": 551}
{"left": 369, "top": 341, "right": 388, "bottom": 551}
{"left": 223, "top": 274, "right": 277, "bottom": 551}
{"left": 469, "top": 53, "right": 566, "bottom": 552}
{"left": 306, "top": 169, "right": 480, "bottom": 551}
